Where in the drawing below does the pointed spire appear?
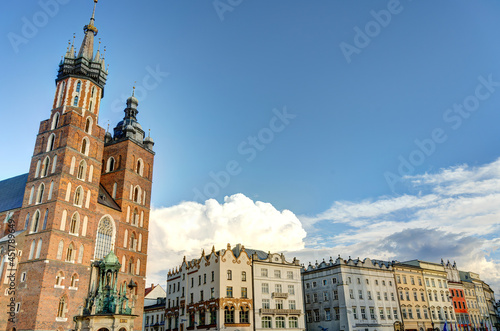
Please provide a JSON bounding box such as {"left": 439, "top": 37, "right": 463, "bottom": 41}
{"left": 78, "top": 0, "right": 99, "bottom": 59}
{"left": 101, "top": 46, "right": 106, "bottom": 68}
{"left": 94, "top": 38, "right": 102, "bottom": 61}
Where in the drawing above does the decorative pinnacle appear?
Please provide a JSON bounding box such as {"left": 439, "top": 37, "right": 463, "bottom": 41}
{"left": 91, "top": 0, "right": 98, "bottom": 20}
{"left": 132, "top": 82, "right": 137, "bottom": 96}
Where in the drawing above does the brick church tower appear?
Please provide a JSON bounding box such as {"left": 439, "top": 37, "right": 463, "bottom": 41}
{"left": 1, "top": 1, "right": 155, "bottom": 330}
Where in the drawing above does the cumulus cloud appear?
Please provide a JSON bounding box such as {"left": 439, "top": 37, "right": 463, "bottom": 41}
{"left": 301, "top": 158, "right": 500, "bottom": 295}
{"left": 146, "top": 193, "right": 307, "bottom": 284}
{"left": 145, "top": 159, "right": 500, "bottom": 297}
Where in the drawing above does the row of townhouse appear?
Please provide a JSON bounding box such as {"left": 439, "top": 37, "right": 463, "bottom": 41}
{"left": 156, "top": 245, "right": 498, "bottom": 331}
{"left": 165, "top": 244, "right": 306, "bottom": 331}
{"left": 302, "top": 257, "right": 498, "bottom": 331}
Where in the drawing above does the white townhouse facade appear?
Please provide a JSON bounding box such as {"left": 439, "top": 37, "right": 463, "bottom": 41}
{"left": 253, "top": 252, "right": 306, "bottom": 331}
{"left": 165, "top": 244, "right": 305, "bottom": 331}
{"left": 302, "top": 256, "right": 401, "bottom": 331}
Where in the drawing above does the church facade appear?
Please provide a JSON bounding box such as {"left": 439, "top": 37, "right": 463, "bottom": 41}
{"left": 0, "top": 1, "right": 155, "bottom": 330}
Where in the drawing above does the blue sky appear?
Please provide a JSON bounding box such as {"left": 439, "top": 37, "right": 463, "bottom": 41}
{"left": 1, "top": 1, "right": 500, "bottom": 294}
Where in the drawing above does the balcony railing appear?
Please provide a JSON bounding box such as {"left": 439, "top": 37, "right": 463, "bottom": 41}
{"left": 272, "top": 292, "right": 289, "bottom": 299}
{"left": 259, "top": 309, "right": 301, "bottom": 315}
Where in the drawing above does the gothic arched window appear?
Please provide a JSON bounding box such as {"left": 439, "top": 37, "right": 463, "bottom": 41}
{"left": 42, "top": 209, "right": 48, "bottom": 230}
{"left": 28, "top": 240, "right": 36, "bottom": 260}
{"left": 106, "top": 157, "right": 115, "bottom": 173}
{"left": 73, "top": 96, "right": 79, "bottom": 107}
{"left": 36, "top": 183, "right": 45, "bottom": 204}
{"left": 69, "top": 213, "right": 79, "bottom": 235}
{"left": 31, "top": 210, "right": 40, "bottom": 233}
{"left": 41, "top": 157, "right": 50, "bottom": 177}
{"left": 57, "top": 296, "right": 67, "bottom": 318}
{"left": 74, "top": 186, "right": 83, "bottom": 206}
{"left": 132, "top": 208, "right": 138, "bottom": 226}
{"left": 133, "top": 186, "right": 141, "bottom": 203}
{"left": 80, "top": 138, "right": 89, "bottom": 155}
{"left": 85, "top": 117, "right": 92, "bottom": 134}
{"left": 66, "top": 243, "right": 75, "bottom": 262}
{"left": 128, "top": 258, "right": 134, "bottom": 274}
{"left": 47, "top": 133, "right": 56, "bottom": 152}
{"left": 51, "top": 112, "right": 60, "bottom": 130}
{"left": 77, "top": 160, "right": 86, "bottom": 180}
{"left": 35, "top": 239, "right": 42, "bottom": 259}
{"left": 130, "top": 232, "right": 136, "bottom": 251}
{"left": 94, "top": 217, "right": 115, "bottom": 260}
{"left": 57, "top": 81, "right": 65, "bottom": 107}
{"left": 55, "top": 271, "right": 64, "bottom": 286}
{"left": 24, "top": 213, "right": 30, "bottom": 230}
{"left": 76, "top": 81, "right": 81, "bottom": 93}
{"left": 136, "top": 159, "right": 144, "bottom": 176}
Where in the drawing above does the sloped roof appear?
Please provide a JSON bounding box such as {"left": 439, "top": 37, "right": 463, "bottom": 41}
{"left": 97, "top": 184, "right": 121, "bottom": 211}
{"left": 232, "top": 244, "right": 268, "bottom": 261}
{"left": 0, "top": 230, "right": 24, "bottom": 244}
{"left": 0, "top": 174, "right": 28, "bottom": 213}
{"left": 145, "top": 285, "right": 155, "bottom": 296}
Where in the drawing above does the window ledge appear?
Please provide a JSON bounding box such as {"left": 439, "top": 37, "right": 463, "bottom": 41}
{"left": 69, "top": 286, "right": 78, "bottom": 291}
{"left": 56, "top": 317, "right": 68, "bottom": 322}
{"left": 54, "top": 285, "right": 65, "bottom": 289}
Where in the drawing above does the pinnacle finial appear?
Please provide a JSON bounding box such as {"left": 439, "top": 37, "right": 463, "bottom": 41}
{"left": 132, "top": 82, "right": 137, "bottom": 97}
{"left": 91, "top": 0, "right": 98, "bottom": 21}
{"left": 148, "top": 129, "right": 151, "bottom": 137}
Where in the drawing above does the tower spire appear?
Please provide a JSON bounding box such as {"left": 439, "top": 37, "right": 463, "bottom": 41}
{"left": 77, "top": 0, "right": 99, "bottom": 60}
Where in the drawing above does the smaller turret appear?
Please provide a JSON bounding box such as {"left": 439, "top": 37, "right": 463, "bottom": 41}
{"left": 109, "top": 87, "right": 154, "bottom": 152}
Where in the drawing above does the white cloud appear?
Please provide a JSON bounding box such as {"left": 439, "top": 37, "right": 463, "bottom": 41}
{"left": 145, "top": 159, "right": 500, "bottom": 297}
{"left": 300, "top": 157, "right": 500, "bottom": 296}
{"left": 146, "top": 193, "right": 307, "bottom": 285}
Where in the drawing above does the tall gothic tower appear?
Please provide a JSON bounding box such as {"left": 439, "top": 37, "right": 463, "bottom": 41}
{"left": 4, "top": 1, "right": 155, "bottom": 330}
